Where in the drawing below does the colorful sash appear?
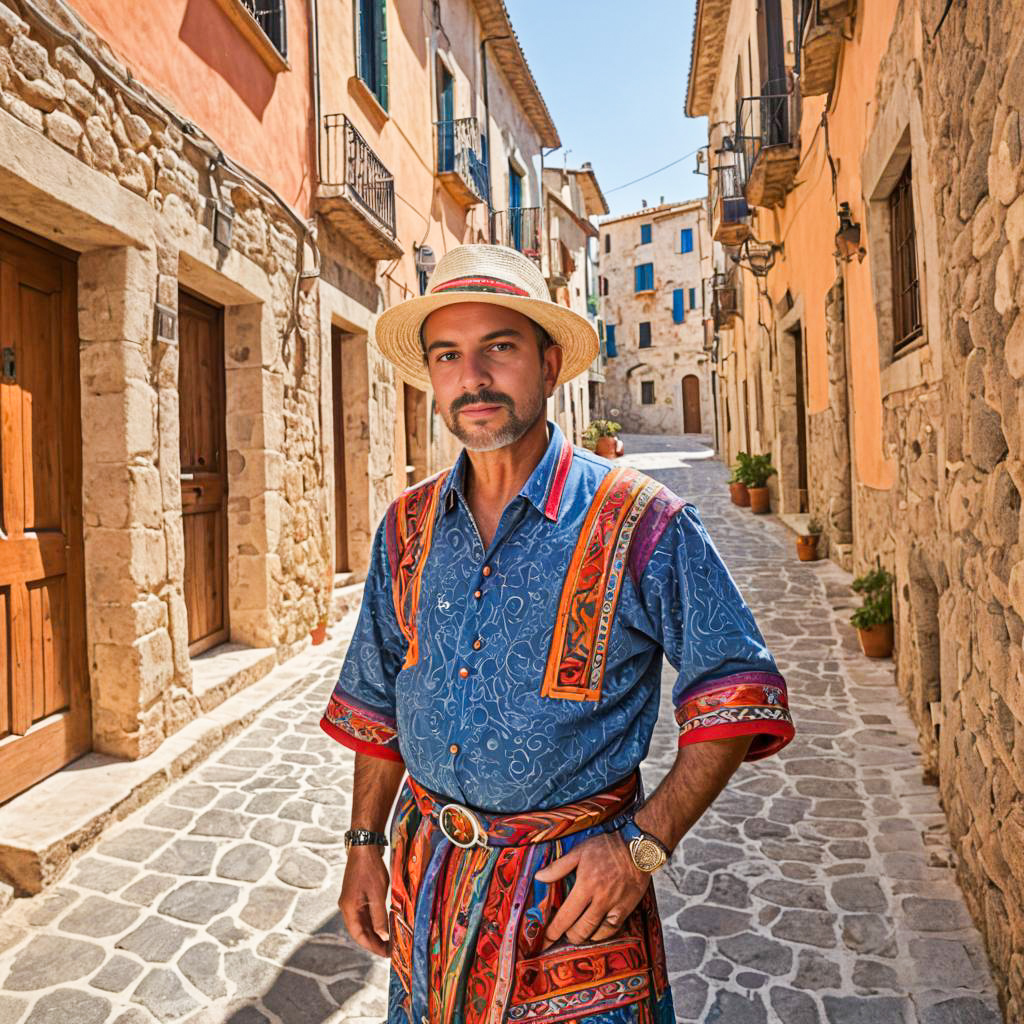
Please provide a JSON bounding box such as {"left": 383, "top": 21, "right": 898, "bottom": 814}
{"left": 389, "top": 775, "right": 673, "bottom": 1024}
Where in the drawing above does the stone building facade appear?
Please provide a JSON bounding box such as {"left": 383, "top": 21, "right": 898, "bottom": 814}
{"left": 688, "top": 0, "right": 1024, "bottom": 1015}
{"left": 0, "top": 0, "right": 584, "bottom": 861}
{"left": 598, "top": 200, "right": 713, "bottom": 435}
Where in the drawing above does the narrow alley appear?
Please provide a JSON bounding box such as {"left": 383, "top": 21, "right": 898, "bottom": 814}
{"left": 0, "top": 436, "right": 1001, "bottom": 1024}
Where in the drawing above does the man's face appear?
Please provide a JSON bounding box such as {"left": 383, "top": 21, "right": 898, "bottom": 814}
{"left": 422, "top": 302, "right": 562, "bottom": 452}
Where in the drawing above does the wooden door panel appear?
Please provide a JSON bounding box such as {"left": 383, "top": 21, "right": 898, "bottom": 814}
{"left": 0, "top": 224, "right": 88, "bottom": 803}
{"left": 178, "top": 291, "right": 228, "bottom": 656}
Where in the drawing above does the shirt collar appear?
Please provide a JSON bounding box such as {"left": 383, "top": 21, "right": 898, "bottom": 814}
{"left": 440, "top": 421, "right": 574, "bottom": 523}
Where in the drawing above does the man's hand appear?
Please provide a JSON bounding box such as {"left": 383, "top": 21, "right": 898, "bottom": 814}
{"left": 534, "top": 831, "right": 650, "bottom": 948}
{"left": 339, "top": 846, "right": 392, "bottom": 957}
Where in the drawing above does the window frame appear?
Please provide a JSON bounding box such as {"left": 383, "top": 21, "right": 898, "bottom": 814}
{"left": 672, "top": 289, "right": 685, "bottom": 324}
{"left": 641, "top": 380, "right": 655, "bottom": 405}
{"left": 640, "top": 223, "right": 652, "bottom": 245}
{"left": 606, "top": 324, "right": 617, "bottom": 357}
{"left": 356, "top": 0, "right": 389, "bottom": 111}
{"left": 889, "top": 159, "right": 923, "bottom": 355}
{"left": 604, "top": 234, "right": 611, "bottom": 253}
{"left": 634, "top": 263, "right": 654, "bottom": 293}
{"left": 680, "top": 228, "right": 694, "bottom": 253}
{"left": 638, "top": 321, "right": 652, "bottom": 348}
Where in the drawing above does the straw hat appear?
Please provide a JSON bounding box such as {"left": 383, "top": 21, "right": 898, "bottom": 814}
{"left": 374, "top": 244, "right": 599, "bottom": 392}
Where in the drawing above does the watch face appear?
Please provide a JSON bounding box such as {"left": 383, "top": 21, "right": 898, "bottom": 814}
{"left": 631, "top": 837, "right": 666, "bottom": 873}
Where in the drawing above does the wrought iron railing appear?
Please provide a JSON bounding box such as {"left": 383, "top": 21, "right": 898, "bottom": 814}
{"left": 240, "top": 0, "right": 287, "bottom": 57}
{"left": 491, "top": 207, "right": 541, "bottom": 261}
{"left": 711, "top": 270, "right": 741, "bottom": 329}
{"left": 435, "top": 118, "right": 490, "bottom": 203}
{"left": 735, "top": 77, "right": 799, "bottom": 180}
{"left": 711, "top": 160, "right": 750, "bottom": 224}
{"left": 322, "top": 114, "right": 396, "bottom": 237}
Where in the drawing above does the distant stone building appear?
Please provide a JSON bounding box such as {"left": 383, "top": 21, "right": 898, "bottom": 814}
{"left": 688, "top": 0, "right": 1024, "bottom": 1015}
{"left": 598, "top": 200, "right": 713, "bottom": 435}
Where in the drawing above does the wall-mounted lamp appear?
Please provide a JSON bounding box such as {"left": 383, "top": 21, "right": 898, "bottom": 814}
{"left": 835, "top": 202, "right": 864, "bottom": 262}
{"left": 213, "top": 200, "right": 234, "bottom": 250}
{"left": 154, "top": 304, "right": 178, "bottom": 345}
{"left": 414, "top": 244, "right": 437, "bottom": 276}
{"left": 729, "top": 236, "right": 783, "bottom": 277}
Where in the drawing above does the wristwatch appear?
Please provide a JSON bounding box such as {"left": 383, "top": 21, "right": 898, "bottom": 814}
{"left": 344, "top": 829, "right": 388, "bottom": 851}
{"left": 619, "top": 816, "right": 670, "bottom": 873}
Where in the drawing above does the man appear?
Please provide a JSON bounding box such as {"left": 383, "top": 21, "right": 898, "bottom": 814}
{"left": 321, "top": 245, "right": 794, "bottom": 1024}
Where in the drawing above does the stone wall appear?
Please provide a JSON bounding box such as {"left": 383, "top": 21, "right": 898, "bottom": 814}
{"left": 0, "top": 0, "right": 332, "bottom": 759}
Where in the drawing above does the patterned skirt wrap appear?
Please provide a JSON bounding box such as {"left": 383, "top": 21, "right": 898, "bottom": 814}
{"left": 387, "top": 775, "right": 675, "bottom": 1024}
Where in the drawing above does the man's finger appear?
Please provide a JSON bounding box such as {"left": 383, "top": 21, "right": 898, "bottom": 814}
{"left": 543, "top": 885, "right": 593, "bottom": 948}
{"left": 368, "top": 893, "right": 391, "bottom": 944}
{"left": 534, "top": 846, "right": 582, "bottom": 884}
{"left": 564, "top": 903, "right": 607, "bottom": 946}
{"left": 589, "top": 905, "right": 628, "bottom": 943}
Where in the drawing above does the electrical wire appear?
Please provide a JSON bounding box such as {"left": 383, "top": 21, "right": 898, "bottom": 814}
{"left": 605, "top": 149, "right": 702, "bottom": 194}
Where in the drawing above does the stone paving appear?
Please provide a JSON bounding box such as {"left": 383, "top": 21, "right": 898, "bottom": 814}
{"left": 0, "top": 435, "right": 1004, "bottom": 1024}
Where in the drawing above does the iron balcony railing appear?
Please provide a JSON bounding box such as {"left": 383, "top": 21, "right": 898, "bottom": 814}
{"left": 711, "top": 160, "right": 750, "bottom": 225}
{"left": 240, "top": 0, "right": 287, "bottom": 57}
{"left": 435, "top": 117, "right": 490, "bottom": 203}
{"left": 735, "top": 77, "right": 799, "bottom": 181}
{"left": 491, "top": 207, "right": 541, "bottom": 261}
{"left": 322, "top": 114, "right": 396, "bottom": 237}
{"left": 711, "top": 270, "right": 741, "bottom": 329}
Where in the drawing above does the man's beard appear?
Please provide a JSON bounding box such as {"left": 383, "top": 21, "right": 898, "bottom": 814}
{"left": 442, "top": 384, "right": 546, "bottom": 452}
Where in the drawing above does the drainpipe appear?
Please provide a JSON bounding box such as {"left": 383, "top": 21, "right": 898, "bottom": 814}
{"left": 481, "top": 33, "right": 510, "bottom": 241}
{"left": 307, "top": 0, "right": 322, "bottom": 183}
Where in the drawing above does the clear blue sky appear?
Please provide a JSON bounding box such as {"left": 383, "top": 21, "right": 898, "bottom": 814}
{"left": 504, "top": 0, "right": 708, "bottom": 218}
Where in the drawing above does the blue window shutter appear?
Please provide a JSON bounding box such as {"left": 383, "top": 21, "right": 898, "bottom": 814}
{"left": 634, "top": 263, "right": 653, "bottom": 292}
{"left": 640, "top": 224, "right": 652, "bottom": 245}
{"left": 376, "top": 0, "right": 388, "bottom": 109}
{"left": 689, "top": 287, "right": 697, "bottom": 310}
{"left": 606, "top": 325, "right": 617, "bottom": 357}
{"left": 672, "top": 289, "right": 684, "bottom": 324}
{"left": 680, "top": 228, "right": 693, "bottom": 253}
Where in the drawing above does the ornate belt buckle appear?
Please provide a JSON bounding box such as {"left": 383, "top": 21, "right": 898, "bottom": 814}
{"left": 438, "top": 802, "right": 488, "bottom": 848}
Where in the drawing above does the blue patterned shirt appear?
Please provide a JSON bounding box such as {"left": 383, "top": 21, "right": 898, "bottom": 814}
{"left": 321, "top": 424, "right": 793, "bottom": 812}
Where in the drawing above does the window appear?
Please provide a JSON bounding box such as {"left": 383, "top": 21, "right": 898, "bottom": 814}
{"left": 606, "top": 324, "right": 617, "bottom": 357}
{"left": 357, "top": 0, "right": 388, "bottom": 110}
{"left": 680, "top": 228, "right": 693, "bottom": 253}
{"left": 689, "top": 287, "right": 697, "bottom": 310}
{"left": 604, "top": 234, "right": 611, "bottom": 253}
{"left": 890, "top": 159, "right": 922, "bottom": 353}
{"left": 634, "top": 263, "right": 654, "bottom": 292}
{"left": 600, "top": 276, "right": 608, "bottom": 296}
{"left": 638, "top": 322, "right": 652, "bottom": 347}
{"left": 241, "top": 0, "right": 286, "bottom": 58}
{"left": 640, "top": 223, "right": 652, "bottom": 245}
{"left": 641, "top": 381, "right": 655, "bottom": 405}
{"left": 672, "top": 289, "right": 685, "bottom": 324}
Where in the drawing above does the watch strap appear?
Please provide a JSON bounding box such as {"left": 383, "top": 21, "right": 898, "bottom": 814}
{"left": 344, "top": 828, "right": 388, "bottom": 849}
{"left": 619, "top": 815, "right": 670, "bottom": 861}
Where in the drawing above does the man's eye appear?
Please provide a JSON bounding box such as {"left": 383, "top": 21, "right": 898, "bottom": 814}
{"left": 436, "top": 352, "right": 458, "bottom": 362}
{"left": 490, "top": 342, "right": 513, "bottom": 352}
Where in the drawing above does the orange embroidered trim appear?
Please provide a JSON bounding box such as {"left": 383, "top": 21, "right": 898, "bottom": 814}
{"left": 540, "top": 468, "right": 661, "bottom": 702}
{"left": 391, "top": 471, "right": 448, "bottom": 669}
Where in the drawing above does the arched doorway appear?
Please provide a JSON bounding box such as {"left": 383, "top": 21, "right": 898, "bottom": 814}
{"left": 682, "top": 374, "right": 702, "bottom": 433}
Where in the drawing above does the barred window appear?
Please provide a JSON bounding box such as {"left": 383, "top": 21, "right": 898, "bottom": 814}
{"left": 241, "top": 0, "right": 286, "bottom": 58}
{"left": 889, "top": 159, "right": 922, "bottom": 354}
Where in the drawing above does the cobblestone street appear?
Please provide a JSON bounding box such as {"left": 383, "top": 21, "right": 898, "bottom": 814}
{"left": 0, "top": 436, "right": 1003, "bottom": 1024}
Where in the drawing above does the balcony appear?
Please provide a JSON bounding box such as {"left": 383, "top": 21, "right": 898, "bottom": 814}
{"left": 712, "top": 270, "right": 741, "bottom": 330}
{"left": 801, "top": 0, "right": 857, "bottom": 96}
{"left": 711, "top": 161, "right": 752, "bottom": 246}
{"left": 736, "top": 79, "right": 801, "bottom": 209}
{"left": 491, "top": 207, "right": 541, "bottom": 264}
{"left": 318, "top": 115, "right": 402, "bottom": 260}
{"left": 436, "top": 118, "right": 489, "bottom": 207}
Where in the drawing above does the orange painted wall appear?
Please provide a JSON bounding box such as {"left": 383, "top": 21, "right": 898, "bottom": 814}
{"left": 71, "top": 0, "right": 313, "bottom": 213}
{"left": 757, "top": 4, "right": 899, "bottom": 490}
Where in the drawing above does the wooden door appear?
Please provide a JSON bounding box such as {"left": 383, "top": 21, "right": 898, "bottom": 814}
{"left": 792, "top": 322, "right": 809, "bottom": 512}
{"left": 0, "top": 224, "right": 89, "bottom": 803}
{"left": 682, "top": 374, "right": 702, "bottom": 434}
{"left": 178, "top": 291, "right": 229, "bottom": 656}
{"left": 332, "top": 326, "right": 350, "bottom": 573}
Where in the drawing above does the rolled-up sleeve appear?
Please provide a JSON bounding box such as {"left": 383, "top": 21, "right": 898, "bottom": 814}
{"left": 320, "top": 515, "right": 406, "bottom": 762}
{"left": 639, "top": 503, "right": 794, "bottom": 760}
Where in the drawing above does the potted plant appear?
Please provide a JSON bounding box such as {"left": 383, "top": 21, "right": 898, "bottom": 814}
{"left": 311, "top": 613, "right": 328, "bottom": 646}
{"left": 796, "top": 517, "right": 823, "bottom": 561}
{"left": 584, "top": 419, "right": 622, "bottom": 459}
{"left": 850, "top": 564, "right": 895, "bottom": 658}
{"left": 745, "top": 454, "right": 777, "bottom": 514}
{"left": 729, "top": 452, "right": 751, "bottom": 507}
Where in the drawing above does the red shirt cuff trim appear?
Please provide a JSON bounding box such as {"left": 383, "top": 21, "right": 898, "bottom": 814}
{"left": 678, "top": 720, "right": 795, "bottom": 761}
{"left": 319, "top": 716, "right": 405, "bottom": 762}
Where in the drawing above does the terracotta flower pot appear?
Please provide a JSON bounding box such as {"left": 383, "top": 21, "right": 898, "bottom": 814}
{"left": 748, "top": 486, "right": 770, "bottom": 514}
{"left": 796, "top": 534, "right": 820, "bottom": 561}
{"left": 311, "top": 622, "right": 328, "bottom": 646}
{"left": 596, "top": 436, "right": 617, "bottom": 458}
{"left": 857, "top": 622, "right": 894, "bottom": 658}
{"left": 729, "top": 481, "right": 750, "bottom": 507}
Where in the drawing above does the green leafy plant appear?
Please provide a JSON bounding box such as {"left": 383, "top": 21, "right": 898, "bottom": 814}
{"left": 584, "top": 419, "right": 622, "bottom": 441}
{"left": 805, "top": 517, "right": 823, "bottom": 535}
{"left": 729, "top": 451, "right": 752, "bottom": 485}
{"left": 850, "top": 564, "right": 894, "bottom": 629}
{"left": 744, "top": 454, "right": 777, "bottom": 489}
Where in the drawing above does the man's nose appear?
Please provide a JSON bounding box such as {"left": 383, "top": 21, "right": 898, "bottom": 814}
{"left": 459, "top": 349, "right": 492, "bottom": 391}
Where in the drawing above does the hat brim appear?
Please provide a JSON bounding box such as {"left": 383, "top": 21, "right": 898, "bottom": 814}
{"left": 373, "top": 291, "right": 600, "bottom": 392}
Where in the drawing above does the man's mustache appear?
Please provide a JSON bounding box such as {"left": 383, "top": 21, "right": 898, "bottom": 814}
{"left": 451, "top": 390, "right": 514, "bottom": 415}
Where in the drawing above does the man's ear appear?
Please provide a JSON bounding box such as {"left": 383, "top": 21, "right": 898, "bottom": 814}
{"left": 543, "top": 343, "right": 563, "bottom": 395}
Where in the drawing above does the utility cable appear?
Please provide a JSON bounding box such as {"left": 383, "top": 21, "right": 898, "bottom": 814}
{"left": 605, "top": 149, "right": 702, "bottom": 194}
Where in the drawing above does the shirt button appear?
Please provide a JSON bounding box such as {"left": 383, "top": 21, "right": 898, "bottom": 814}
{"left": 473, "top": 638, "right": 482, "bottom": 650}
{"left": 474, "top": 589, "right": 482, "bottom": 599}
{"left": 459, "top": 667, "right": 469, "bottom": 679}
{"left": 449, "top": 743, "right": 459, "bottom": 755}
{"left": 482, "top": 566, "right": 492, "bottom": 577}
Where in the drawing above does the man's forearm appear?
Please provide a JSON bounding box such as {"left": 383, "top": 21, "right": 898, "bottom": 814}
{"left": 633, "top": 735, "right": 753, "bottom": 852}
{"left": 351, "top": 752, "right": 406, "bottom": 832}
